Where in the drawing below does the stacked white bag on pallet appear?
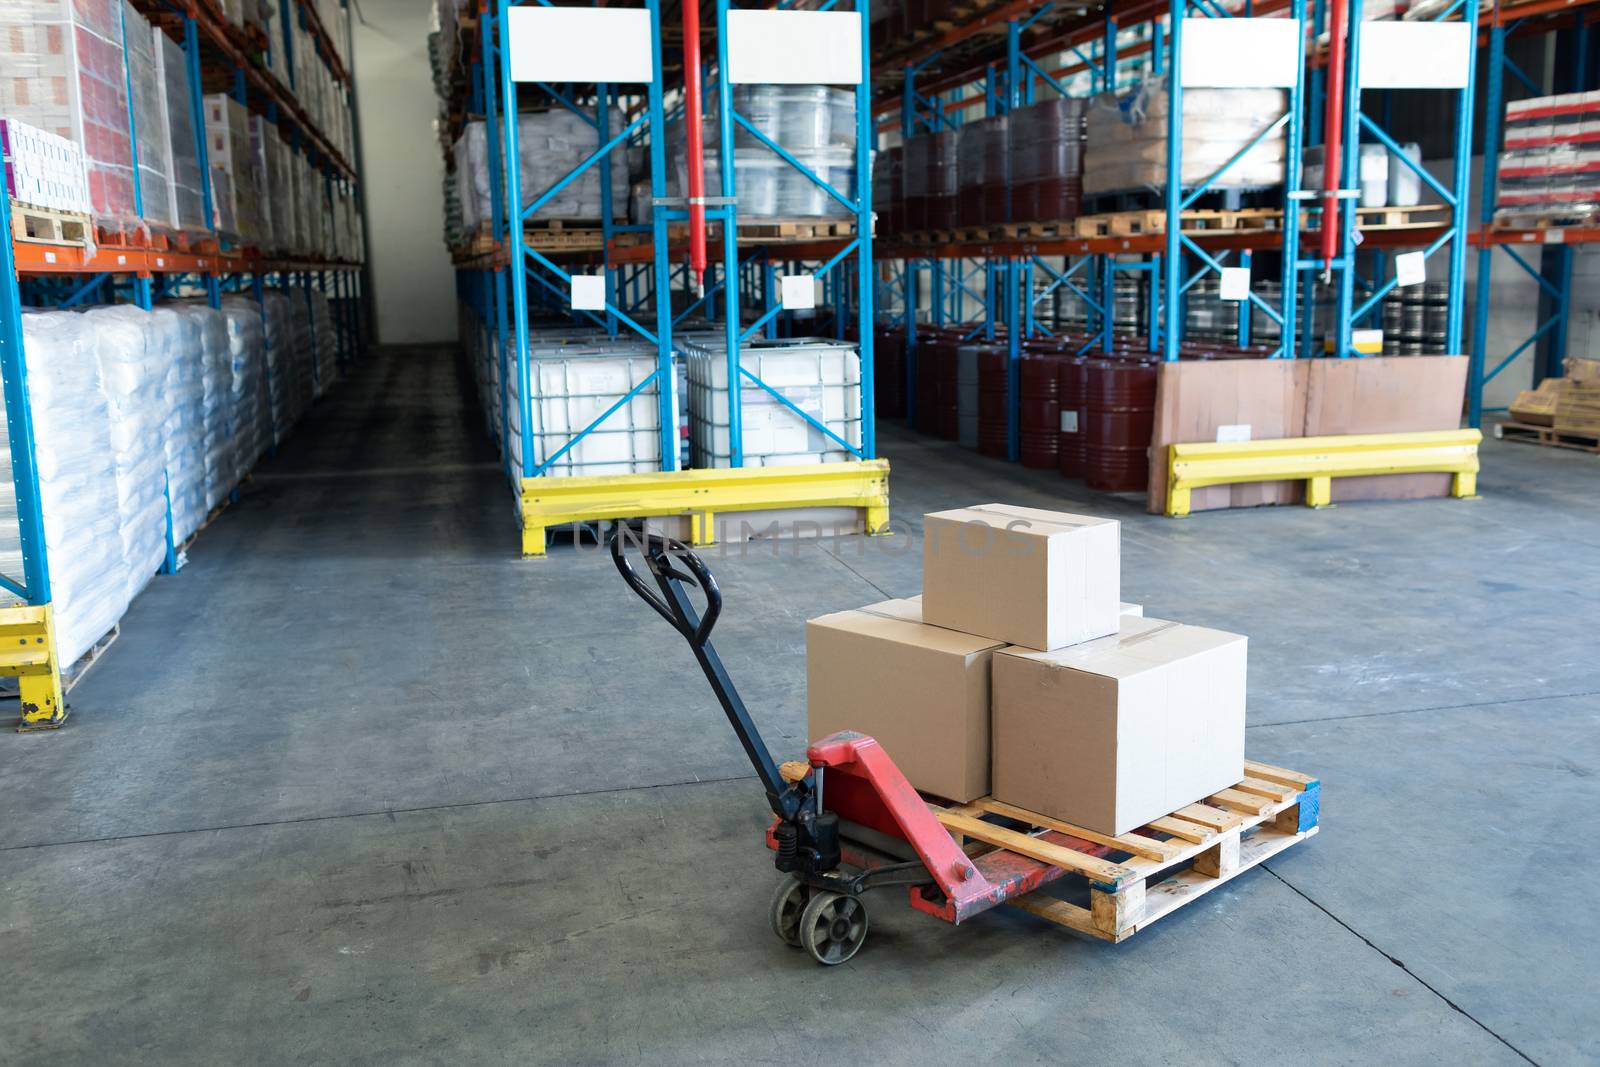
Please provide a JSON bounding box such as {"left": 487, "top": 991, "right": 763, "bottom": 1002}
{"left": 1083, "top": 79, "right": 1287, "bottom": 196}
{"left": 16, "top": 311, "right": 129, "bottom": 666}
{"left": 454, "top": 111, "right": 628, "bottom": 232}
{"left": 176, "top": 303, "right": 234, "bottom": 513}
{"left": 220, "top": 296, "right": 270, "bottom": 480}
{"left": 158, "top": 305, "right": 209, "bottom": 547}
{"left": 288, "top": 291, "right": 317, "bottom": 417}
{"left": 262, "top": 290, "right": 295, "bottom": 442}
{"left": 311, "top": 288, "right": 337, "bottom": 395}
{"left": 81, "top": 305, "right": 173, "bottom": 602}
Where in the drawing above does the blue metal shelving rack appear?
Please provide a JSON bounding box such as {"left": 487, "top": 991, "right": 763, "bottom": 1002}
{"left": 874, "top": 0, "right": 1482, "bottom": 455}
{"left": 0, "top": 0, "right": 365, "bottom": 729}
{"left": 459, "top": 0, "right": 890, "bottom": 558}
{"left": 1468, "top": 3, "right": 1596, "bottom": 425}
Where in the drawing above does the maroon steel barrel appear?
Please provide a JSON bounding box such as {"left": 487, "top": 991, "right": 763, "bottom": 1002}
{"left": 977, "top": 347, "right": 1010, "bottom": 458}
{"left": 916, "top": 336, "right": 961, "bottom": 440}
{"left": 1084, "top": 358, "right": 1158, "bottom": 492}
{"left": 1019, "top": 354, "right": 1063, "bottom": 468}
{"left": 1057, "top": 357, "right": 1089, "bottom": 478}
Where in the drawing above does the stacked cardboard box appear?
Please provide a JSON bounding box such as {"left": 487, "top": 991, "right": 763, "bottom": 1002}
{"left": 806, "top": 504, "right": 1248, "bottom": 836}
{"left": 1509, "top": 357, "right": 1600, "bottom": 436}
{"left": 204, "top": 94, "right": 261, "bottom": 245}
{"left": 0, "top": 118, "right": 93, "bottom": 213}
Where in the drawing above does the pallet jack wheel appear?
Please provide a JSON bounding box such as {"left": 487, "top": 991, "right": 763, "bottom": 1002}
{"left": 798, "top": 890, "right": 868, "bottom": 966}
{"left": 769, "top": 874, "right": 810, "bottom": 947}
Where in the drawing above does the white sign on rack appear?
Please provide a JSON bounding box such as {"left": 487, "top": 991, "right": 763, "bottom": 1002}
{"left": 780, "top": 274, "right": 818, "bottom": 310}
{"left": 1359, "top": 22, "right": 1472, "bottom": 89}
{"left": 506, "top": 8, "right": 654, "bottom": 84}
{"left": 726, "top": 11, "right": 863, "bottom": 85}
{"left": 1180, "top": 18, "right": 1301, "bottom": 88}
{"left": 1219, "top": 266, "right": 1252, "bottom": 302}
{"left": 1395, "top": 251, "right": 1427, "bottom": 288}
{"left": 571, "top": 274, "right": 607, "bottom": 311}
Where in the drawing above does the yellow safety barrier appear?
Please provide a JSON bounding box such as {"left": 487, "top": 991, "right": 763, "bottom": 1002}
{"left": 0, "top": 604, "right": 66, "bottom": 731}
{"left": 1166, "top": 430, "right": 1481, "bottom": 517}
{"left": 519, "top": 459, "right": 892, "bottom": 558}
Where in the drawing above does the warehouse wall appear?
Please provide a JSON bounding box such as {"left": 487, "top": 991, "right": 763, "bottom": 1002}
{"left": 353, "top": 0, "right": 456, "bottom": 344}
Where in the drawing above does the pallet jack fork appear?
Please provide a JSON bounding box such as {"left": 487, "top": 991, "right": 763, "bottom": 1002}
{"left": 611, "top": 530, "right": 1104, "bottom": 965}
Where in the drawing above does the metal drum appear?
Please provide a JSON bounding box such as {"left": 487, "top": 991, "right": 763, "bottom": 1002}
{"left": 915, "top": 334, "right": 961, "bottom": 439}
{"left": 977, "top": 347, "right": 1011, "bottom": 458}
{"left": 1423, "top": 281, "right": 1449, "bottom": 353}
{"left": 1084, "top": 358, "right": 1157, "bottom": 493}
{"left": 1009, "top": 97, "right": 1086, "bottom": 223}
{"left": 1019, "top": 353, "right": 1064, "bottom": 468}
{"left": 1057, "top": 356, "right": 1089, "bottom": 478}
{"left": 874, "top": 324, "right": 906, "bottom": 417}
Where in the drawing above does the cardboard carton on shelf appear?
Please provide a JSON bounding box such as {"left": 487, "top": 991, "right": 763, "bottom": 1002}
{"left": 806, "top": 596, "right": 1005, "bottom": 803}
{"left": 922, "top": 504, "right": 1120, "bottom": 653}
{"left": 992, "top": 614, "right": 1247, "bottom": 836}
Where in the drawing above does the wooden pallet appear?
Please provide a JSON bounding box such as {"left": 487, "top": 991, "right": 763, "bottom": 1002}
{"left": 1494, "top": 419, "right": 1600, "bottom": 454}
{"left": 1352, "top": 203, "right": 1450, "bottom": 230}
{"left": 737, "top": 218, "right": 855, "bottom": 242}
{"left": 1072, "top": 208, "right": 1283, "bottom": 239}
{"left": 9, "top": 201, "right": 92, "bottom": 247}
{"left": 932, "top": 759, "right": 1319, "bottom": 943}
{"left": 0, "top": 624, "right": 118, "bottom": 700}
{"left": 1491, "top": 212, "right": 1592, "bottom": 232}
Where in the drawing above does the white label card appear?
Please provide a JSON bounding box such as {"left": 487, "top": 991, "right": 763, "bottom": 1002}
{"left": 1060, "top": 410, "right": 1079, "bottom": 433}
{"left": 726, "top": 11, "right": 863, "bottom": 85}
{"left": 1180, "top": 18, "right": 1302, "bottom": 88}
{"left": 1395, "top": 251, "right": 1426, "bottom": 288}
{"left": 780, "top": 274, "right": 817, "bottom": 310}
{"left": 1217, "top": 424, "right": 1252, "bottom": 443}
{"left": 1359, "top": 22, "right": 1472, "bottom": 89}
{"left": 1219, "top": 266, "right": 1251, "bottom": 302}
{"left": 506, "top": 8, "right": 655, "bottom": 84}
{"left": 571, "top": 274, "right": 607, "bottom": 311}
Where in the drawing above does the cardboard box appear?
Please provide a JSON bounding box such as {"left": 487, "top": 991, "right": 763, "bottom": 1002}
{"left": 1565, "top": 356, "right": 1600, "bottom": 383}
{"left": 806, "top": 597, "right": 1006, "bottom": 802}
{"left": 992, "top": 615, "right": 1247, "bottom": 836}
{"left": 1509, "top": 378, "right": 1567, "bottom": 426}
{"left": 922, "top": 504, "right": 1120, "bottom": 652}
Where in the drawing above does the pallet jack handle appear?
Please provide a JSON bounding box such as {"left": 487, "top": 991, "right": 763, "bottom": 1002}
{"left": 610, "top": 528, "right": 800, "bottom": 820}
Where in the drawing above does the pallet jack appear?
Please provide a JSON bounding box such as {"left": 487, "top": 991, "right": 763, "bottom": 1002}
{"left": 612, "top": 529, "right": 1146, "bottom": 965}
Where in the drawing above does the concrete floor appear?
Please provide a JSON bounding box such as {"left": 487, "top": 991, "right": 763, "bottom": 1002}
{"left": 2, "top": 345, "right": 1596, "bottom": 1066}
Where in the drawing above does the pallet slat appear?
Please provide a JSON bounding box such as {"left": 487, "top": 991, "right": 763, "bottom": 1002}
{"left": 934, "top": 762, "right": 1319, "bottom": 944}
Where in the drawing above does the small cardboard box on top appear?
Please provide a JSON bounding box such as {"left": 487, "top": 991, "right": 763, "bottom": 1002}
{"left": 922, "top": 504, "right": 1120, "bottom": 651}
{"left": 992, "top": 614, "right": 1247, "bottom": 836}
{"left": 806, "top": 596, "right": 1005, "bottom": 803}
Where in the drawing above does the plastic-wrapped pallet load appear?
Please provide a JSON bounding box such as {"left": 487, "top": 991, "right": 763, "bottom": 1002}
{"left": 121, "top": 2, "right": 175, "bottom": 229}
{"left": 1083, "top": 80, "right": 1287, "bottom": 197}
{"left": 0, "top": 119, "right": 95, "bottom": 215}
{"left": 0, "top": 0, "right": 138, "bottom": 229}
{"left": 1495, "top": 93, "right": 1600, "bottom": 227}
{"left": 455, "top": 112, "right": 628, "bottom": 227}
{"left": 16, "top": 311, "right": 129, "bottom": 666}
{"left": 683, "top": 337, "right": 861, "bottom": 467}
{"left": 153, "top": 27, "right": 208, "bottom": 232}
{"left": 248, "top": 115, "right": 278, "bottom": 251}
{"left": 505, "top": 341, "right": 666, "bottom": 483}
{"left": 220, "top": 297, "right": 269, "bottom": 483}
{"left": 158, "top": 305, "right": 209, "bottom": 547}
{"left": 205, "top": 94, "right": 261, "bottom": 244}
{"left": 82, "top": 304, "right": 173, "bottom": 601}
{"left": 175, "top": 302, "right": 234, "bottom": 514}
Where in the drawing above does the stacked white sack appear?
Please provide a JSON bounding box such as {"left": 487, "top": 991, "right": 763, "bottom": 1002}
{"left": 82, "top": 305, "right": 173, "bottom": 601}
{"left": 220, "top": 296, "right": 270, "bottom": 480}
{"left": 262, "top": 290, "right": 295, "bottom": 442}
{"left": 18, "top": 311, "right": 129, "bottom": 665}
{"left": 311, "top": 288, "right": 337, "bottom": 395}
{"left": 288, "top": 289, "right": 316, "bottom": 418}
{"left": 158, "top": 305, "right": 209, "bottom": 546}
{"left": 177, "top": 302, "right": 234, "bottom": 512}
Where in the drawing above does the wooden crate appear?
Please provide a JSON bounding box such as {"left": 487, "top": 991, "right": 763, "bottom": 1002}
{"left": 932, "top": 759, "right": 1320, "bottom": 943}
